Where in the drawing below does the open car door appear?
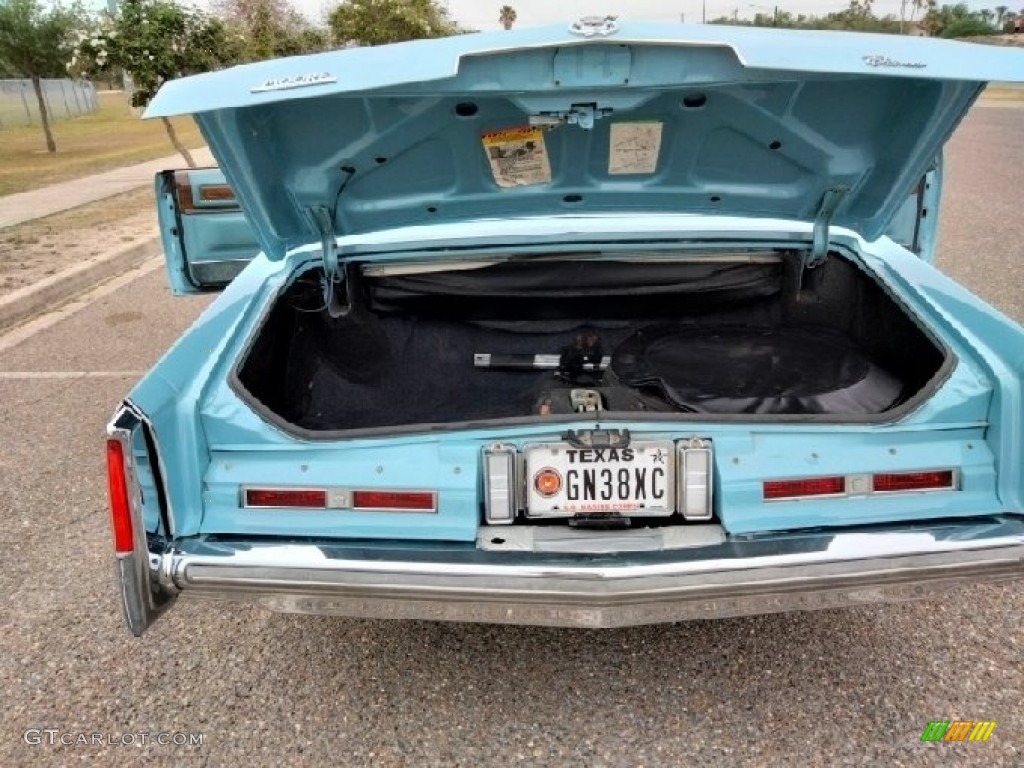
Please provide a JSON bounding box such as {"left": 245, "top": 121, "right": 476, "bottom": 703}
{"left": 155, "top": 168, "right": 260, "bottom": 294}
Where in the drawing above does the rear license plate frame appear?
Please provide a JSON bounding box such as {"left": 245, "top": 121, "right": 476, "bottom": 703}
{"left": 523, "top": 441, "right": 676, "bottom": 519}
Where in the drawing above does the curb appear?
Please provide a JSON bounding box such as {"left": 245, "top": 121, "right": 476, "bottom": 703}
{"left": 0, "top": 236, "right": 161, "bottom": 332}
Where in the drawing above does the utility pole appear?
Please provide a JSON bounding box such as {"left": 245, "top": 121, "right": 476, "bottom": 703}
{"left": 748, "top": 3, "right": 780, "bottom": 26}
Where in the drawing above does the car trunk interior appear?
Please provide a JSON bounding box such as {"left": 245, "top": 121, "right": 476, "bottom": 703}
{"left": 235, "top": 252, "right": 948, "bottom": 432}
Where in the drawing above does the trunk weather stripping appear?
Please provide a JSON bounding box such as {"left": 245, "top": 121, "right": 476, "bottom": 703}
{"left": 225, "top": 243, "right": 957, "bottom": 442}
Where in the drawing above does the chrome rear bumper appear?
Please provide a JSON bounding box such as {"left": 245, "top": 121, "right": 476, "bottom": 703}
{"left": 124, "top": 517, "right": 1024, "bottom": 634}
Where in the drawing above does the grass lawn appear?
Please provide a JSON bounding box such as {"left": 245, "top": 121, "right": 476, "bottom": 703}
{"left": 0, "top": 91, "right": 204, "bottom": 197}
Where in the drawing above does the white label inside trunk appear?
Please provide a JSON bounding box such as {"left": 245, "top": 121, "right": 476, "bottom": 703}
{"left": 608, "top": 121, "right": 663, "bottom": 175}
{"left": 482, "top": 126, "right": 552, "bottom": 188}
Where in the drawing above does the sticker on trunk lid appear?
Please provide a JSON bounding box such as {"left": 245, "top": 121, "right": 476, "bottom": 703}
{"left": 482, "top": 126, "right": 552, "bottom": 188}
{"left": 609, "top": 121, "right": 663, "bottom": 175}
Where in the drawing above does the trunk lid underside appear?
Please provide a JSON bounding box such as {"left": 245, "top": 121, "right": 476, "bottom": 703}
{"left": 143, "top": 23, "right": 1024, "bottom": 261}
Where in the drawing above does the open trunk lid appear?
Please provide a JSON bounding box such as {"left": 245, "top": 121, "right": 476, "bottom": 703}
{"left": 143, "top": 21, "right": 1024, "bottom": 262}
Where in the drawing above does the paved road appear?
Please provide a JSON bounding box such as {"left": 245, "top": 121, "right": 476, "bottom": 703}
{"left": 0, "top": 106, "right": 1021, "bottom": 767}
{"left": 0, "top": 147, "right": 214, "bottom": 230}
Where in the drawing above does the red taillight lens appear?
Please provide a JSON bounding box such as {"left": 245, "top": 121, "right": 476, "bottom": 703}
{"left": 106, "top": 439, "right": 134, "bottom": 554}
{"left": 244, "top": 489, "right": 327, "bottom": 508}
{"left": 352, "top": 490, "right": 436, "bottom": 511}
{"left": 763, "top": 476, "right": 845, "bottom": 500}
{"left": 872, "top": 470, "right": 955, "bottom": 493}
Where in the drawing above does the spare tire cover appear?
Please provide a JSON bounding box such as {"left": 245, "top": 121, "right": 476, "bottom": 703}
{"left": 610, "top": 324, "right": 904, "bottom": 415}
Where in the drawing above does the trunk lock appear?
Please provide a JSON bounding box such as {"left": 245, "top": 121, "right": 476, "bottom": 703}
{"left": 562, "top": 428, "right": 632, "bottom": 449}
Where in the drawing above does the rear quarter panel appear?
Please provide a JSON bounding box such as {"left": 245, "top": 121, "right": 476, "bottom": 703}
{"left": 126, "top": 254, "right": 290, "bottom": 536}
{"left": 862, "top": 235, "right": 1024, "bottom": 510}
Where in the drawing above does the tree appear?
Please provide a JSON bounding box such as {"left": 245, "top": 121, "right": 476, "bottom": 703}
{"left": 211, "top": 0, "right": 327, "bottom": 61}
{"left": 0, "top": 0, "right": 86, "bottom": 153}
{"left": 942, "top": 16, "right": 998, "bottom": 36}
{"left": 327, "top": 0, "right": 458, "bottom": 47}
{"left": 72, "top": 0, "right": 239, "bottom": 166}
{"left": 499, "top": 5, "right": 517, "bottom": 31}
{"left": 920, "top": 3, "right": 998, "bottom": 37}
{"left": 995, "top": 5, "right": 1009, "bottom": 28}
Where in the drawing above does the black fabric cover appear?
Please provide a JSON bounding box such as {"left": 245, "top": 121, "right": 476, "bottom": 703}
{"left": 368, "top": 260, "right": 781, "bottom": 319}
{"left": 610, "top": 323, "right": 904, "bottom": 415}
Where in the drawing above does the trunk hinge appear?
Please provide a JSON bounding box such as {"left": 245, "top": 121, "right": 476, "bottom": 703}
{"left": 311, "top": 206, "right": 345, "bottom": 317}
{"left": 807, "top": 185, "right": 849, "bottom": 270}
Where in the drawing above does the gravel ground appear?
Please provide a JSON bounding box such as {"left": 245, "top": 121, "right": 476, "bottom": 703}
{"left": 0, "top": 189, "right": 155, "bottom": 296}
{"left": 0, "top": 105, "right": 1021, "bottom": 768}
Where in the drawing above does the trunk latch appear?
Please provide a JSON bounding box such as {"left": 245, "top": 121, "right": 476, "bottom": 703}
{"left": 529, "top": 104, "right": 612, "bottom": 131}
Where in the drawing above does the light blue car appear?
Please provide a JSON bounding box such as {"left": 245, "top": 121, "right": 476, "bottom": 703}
{"left": 106, "top": 20, "right": 1024, "bottom": 635}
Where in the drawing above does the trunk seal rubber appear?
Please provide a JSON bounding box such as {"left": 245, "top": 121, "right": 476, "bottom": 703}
{"left": 225, "top": 246, "right": 956, "bottom": 442}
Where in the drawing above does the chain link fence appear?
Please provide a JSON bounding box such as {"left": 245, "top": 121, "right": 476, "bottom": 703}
{"left": 0, "top": 79, "right": 99, "bottom": 130}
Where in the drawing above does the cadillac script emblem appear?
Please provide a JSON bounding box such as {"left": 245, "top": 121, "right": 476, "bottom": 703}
{"left": 863, "top": 55, "right": 927, "bottom": 70}
{"left": 251, "top": 72, "right": 337, "bottom": 93}
{"left": 569, "top": 16, "right": 620, "bottom": 38}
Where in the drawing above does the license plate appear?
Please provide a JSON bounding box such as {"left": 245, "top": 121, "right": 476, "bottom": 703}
{"left": 524, "top": 441, "right": 675, "bottom": 518}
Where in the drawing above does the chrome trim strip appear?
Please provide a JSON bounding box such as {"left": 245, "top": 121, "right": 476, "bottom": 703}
{"left": 159, "top": 517, "right": 1024, "bottom": 628}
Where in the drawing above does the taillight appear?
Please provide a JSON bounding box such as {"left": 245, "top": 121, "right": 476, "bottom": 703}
{"left": 352, "top": 490, "right": 436, "bottom": 512}
{"left": 106, "top": 438, "right": 134, "bottom": 554}
{"left": 244, "top": 488, "right": 327, "bottom": 508}
{"left": 242, "top": 487, "right": 436, "bottom": 512}
{"left": 763, "top": 476, "right": 846, "bottom": 501}
{"left": 873, "top": 470, "right": 956, "bottom": 493}
{"left": 764, "top": 469, "right": 958, "bottom": 501}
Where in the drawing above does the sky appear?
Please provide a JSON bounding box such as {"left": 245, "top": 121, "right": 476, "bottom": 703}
{"left": 304, "top": 0, "right": 1021, "bottom": 29}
